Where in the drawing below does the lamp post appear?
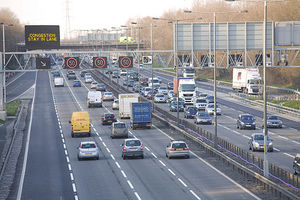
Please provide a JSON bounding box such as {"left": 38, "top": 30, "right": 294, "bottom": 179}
{"left": 131, "top": 22, "right": 142, "bottom": 94}
{"left": 153, "top": 17, "right": 201, "bottom": 125}
{"left": 225, "top": 0, "right": 269, "bottom": 178}
{"left": 1, "top": 23, "right": 13, "bottom": 112}
{"left": 184, "top": 9, "right": 247, "bottom": 148}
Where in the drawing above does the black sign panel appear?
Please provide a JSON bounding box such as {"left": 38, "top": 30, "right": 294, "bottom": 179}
{"left": 93, "top": 57, "right": 107, "bottom": 68}
{"left": 36, "top": 57, "right": 51, "bottom": 69}
{"left": 65, "top": 57, "right": 79, "bottom": 69}
{"left": 25, "top": 25, "right": 60, "bottom": 50}
{"left": 119, "top": 56, "right": 133, "bottom": 68}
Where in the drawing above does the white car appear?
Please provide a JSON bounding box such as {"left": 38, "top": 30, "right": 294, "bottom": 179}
{"left": 154, "top": 93, "right": 167, "bottom": 103}
{"left": 90, "top": 82, "right": 98, "bottom": 89}
{"left": 77, "top": 141, "right": 99, "bottom": 160}
{"left": 103, "top": 92, "right": 114, "bottom": 101}
{"left": 157, "top": 87, "right": 168, "bottom": 95}
{"left": 120, "top": 69, "right": 127, "bottom": 76}
{"left": 85, "top": 77, "right": 93, "bottom": 83}
{"left": 167, "top": 90, "right": 175, "bottom": 99}
{"left": 112, "top": 99, "right": 119, "bottom": 110}
{"left": 143, "top": 87, "right": 152, "bottom": 97}
{"left": 194, "top": 98, "right": 207, "bottom": 111}
{"left": 205, "top": 103, "right": 221, "bottom": 115}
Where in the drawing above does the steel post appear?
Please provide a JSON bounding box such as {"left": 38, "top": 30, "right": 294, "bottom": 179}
{"left": 213, "top": 12, "right": 218, "bottom": 148}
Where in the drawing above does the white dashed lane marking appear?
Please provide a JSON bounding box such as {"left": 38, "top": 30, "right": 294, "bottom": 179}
{"left": 178, "top": 178, "right": 187, "bottom": 187}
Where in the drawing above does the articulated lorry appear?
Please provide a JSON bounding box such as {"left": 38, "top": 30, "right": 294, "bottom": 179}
{"left": 173, "top": 78, "right": 196, "bottom": 105}
{"left": 130, "top": 102, "right": 152, "bottom": 129}
{"left": 119, "top": 93, "right": 140, "bottom": 119}
{"left": 232, "top": 68, "right": 262, "bottom": 95}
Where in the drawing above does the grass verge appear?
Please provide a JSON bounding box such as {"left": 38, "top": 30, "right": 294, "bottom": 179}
{"left": 269, "top": 100, "right": 300, "bottom": 110}
{"left": 0, "top": 119, "right": 4, "bottom": 124}
{"left": 7, "top": 100, "right": 20, "bottom": 116}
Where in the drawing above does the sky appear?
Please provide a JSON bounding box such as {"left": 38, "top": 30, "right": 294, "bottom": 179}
{"left": 0, "top": 0, "right": 194, "bottom": 38}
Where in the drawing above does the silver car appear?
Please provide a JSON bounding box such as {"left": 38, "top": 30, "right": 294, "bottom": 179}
{"left": 121, "top": 139, "right": 144, "bottom": 159}
{"left": 103, "top": 92, "right": 114, "bottom": 101}
{"left": 157, "top": 87, "right": 168, "bottom": 95}
{"left": 111, "top": 122, "right": 128, "bottom": 138}
{"left": 90, "top": 81, "right": 98, "bottom": 89}
{"left": 194, "top": 112, "right": 212, "bottom": 124}
{"left": 248, "top": 133, "right": 273, "bottom": 152}
{"left": 206, "top": 103, "right": 221, "bottom": 115}
{"left": 266, "top": 115, "right": 283, "bottom": 128}
{"left": 77, "top": 141, "right": 100, "bottom": 160}
{"left": 166, "top": 140, "right": 190, "bottom": 159}
{"left": 154, "top": 93, "right": 167, "bottom": 103}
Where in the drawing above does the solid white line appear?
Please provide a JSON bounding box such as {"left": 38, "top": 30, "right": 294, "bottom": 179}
{"left": 190, "top": 190, "right": 201, "bottom": 200}
{"left": 153, "top": 125, "right": 261, "bottom": 200}
{"left": 278, "top": 135, "right": 288, "bottom": 140}
{"left": 16, "top": 71, "right": 37, "bottom": 200}
{"left": 168, "top": 169, "right": 176, "bottom": 176}
{"left": 151, "top": 152, "right": 157, "bottom": 158}
{"left": 66, "top": 156, "right": 70, "bottom": 163}
{"left": 72, "top": 183, "right": 77, "bottom": 193}
{"left": 7, "top": 72, "right": 25, "bottom": 86}
{"left": 127, "top": 180, "right": 134, "bottom": 189}
{"left": 178, "top": 178, "right": 187, "bottom": 187}
{"left": 70, "top": 173, "right": 74, "bottom": 181}
{"left": 121, "top": 170, "right": 127, "bottom": 178}
{"left": 134, "top": 192, "right": 142, "bottom": 200}
{"left": 8, "top": 84, "right": 35, "bottom": 103}
{"left": 68, "top": 164, "right": 72, "bottom": 171}
{"left": 159, "top": 160, "right": 166, "bottom": 167}
{"left": 283, "top": 153, "right": 295, "bottom": 158}
{"left": 106, "top": 147, "right": 111, "bottom": 153}
{"left": 115, "top": 162, "right": 121, "bottom": 169}
{"left": 274, "top": 148, "right": 281, "bottom": 152}
{"left": 110, "top": 154, "right": 115, "bottom": 160}
{"left": 292, "top": 140, "right": 300, "bottom": 145}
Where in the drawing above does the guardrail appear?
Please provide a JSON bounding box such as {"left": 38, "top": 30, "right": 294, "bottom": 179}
{"left": 230, "top": 93, "right": 300, "bottom": 119}
{"left": 84, "top": 63, "right": 300, "bottom": 199}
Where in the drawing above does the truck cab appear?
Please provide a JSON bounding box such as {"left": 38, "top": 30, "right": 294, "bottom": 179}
{"left": 174, "top": 78, "right": 196, "bottom": 105}
{"left": 183, "top": 67, "right": 195, "bottom": 78}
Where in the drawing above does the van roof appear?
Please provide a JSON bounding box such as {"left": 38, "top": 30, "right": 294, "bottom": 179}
{"left": 72, "top": 112, "right": 89, "bottom": 118}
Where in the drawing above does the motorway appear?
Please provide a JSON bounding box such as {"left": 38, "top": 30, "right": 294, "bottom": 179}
{"left": 13, "top": 69, "right": 262, "bottom": 199}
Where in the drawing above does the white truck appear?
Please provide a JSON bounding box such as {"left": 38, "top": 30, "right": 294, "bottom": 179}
{"left": 232, "top": 68, "right": 262, "bottom": 95}
{"left": 183, "top": 67, "right": 195, "bottom": 78}
{"left": 119, "top": 93, "right": 140, "bottom": 119}
{"left": 54, "top": 77, "right": 64, "bottom": 87}
{"left": 173, "top": 78, "right": 196, "bottom": 105}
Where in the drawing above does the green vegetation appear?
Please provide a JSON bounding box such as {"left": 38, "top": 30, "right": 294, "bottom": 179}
{"left": 0, "top": 119, "right": 4, "bottom": 124}
{"left": 6, "top": 100, "right": 20, "bottom": 116}
{"left": 269, "top": 100, "right": 300, "bottom": 110}
{"left": 271, "top": 84, "right": 300, "bottom": 91}
{"left": 247, "top": 98, "right": 263, "bottom": 101}
{"left": 196, "top": 74, "right": 232, "bottom": 83}
{"left": 153, "top": 65, "right": 164, "bottom": 68}
{"left": 163, "top": 69, "right": 175, "bottom": 73}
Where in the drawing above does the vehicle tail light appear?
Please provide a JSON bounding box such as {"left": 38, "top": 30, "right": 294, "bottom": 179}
{"left": 170, "top": 148, "right": 175, "bottom": 151}
{"left": 123, "top": 146, "right": 127, "bottom": 151}
{"left": 114, "top": 117, "right": 116, "bottom": 119}
{"left": 184, "top": 147, "right": 189, "bottom": 150}
{"left": 104, "top": 117, "right": 106, "bottom": 120}
{"left": 140, "top": 146, "right": 143, "bottom": 150}
{"left": 80, "top": 145, "right": 83, "bottom": 148}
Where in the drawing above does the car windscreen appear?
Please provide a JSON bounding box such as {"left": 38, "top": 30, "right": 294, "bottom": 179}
{"left": 114, "top": 123, "right": 126, "bottom": 128}
{"left": 196, "top": 99, "right": 206, "bottom": 103}
{"left": 159, "top": 87, "right": 167, "bottom": 90}
{"left": 241, "top": 116, "right": 253, "bottom": 121}
{"left": 172, "top": 143, "right": 187, "bottom": 148}
{"left": 105, "top": 114, "right": 114, "bottom": 118}
{"left": 188, "top": 107, "right": 197, "bottom": 112}
{"left": 126, "top": 140, "right": 141, "bottom": 146}
{"left": 104, "top": 93, "right": 112, "bottom": 95}
{"left": 268, "top": 116, "right": 278, "bottom": 120}
{"left": 81, "top": 143, "right": 96, "bottom": 148}
{"left": 254, "top": 135, "right": 264, "bottom": 140}
{"left": 156, "top": 94, "right": 164, "bottom": 97}
{"left": 198, "top": 112, "right": 209, "bottom": 117}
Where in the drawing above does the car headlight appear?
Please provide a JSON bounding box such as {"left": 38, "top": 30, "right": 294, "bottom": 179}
{"left": 253, "top": 142, "right": 259, "bottom": 147}
{"left": 240, "top": 122, "right": 245, "bottom": 125}
{"left": 268, "top": 142, "right": 273, "bottom": 146}
{"left": 279, "top": 121, "right": 282, "bottom": 124}
{"left": 253, "top": 122, "right": 256, "bottom": 125}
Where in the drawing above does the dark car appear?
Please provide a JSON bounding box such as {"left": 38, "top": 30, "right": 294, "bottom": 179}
{"left": 194, "top": 112, "right": 212, "bottom": 124}
{"left": 128, "top": 72, "right": 139, "bottom": 81}
{"left": 140, "top": 77, "right": 149, "bottom": 86}
{"left": 128, "top": 80, "right": 135, "bottom": 87}
{"left": 101, "top": 113, "right": 117, "bottom": 125}
{"left": 67, "top": 71, "right": 76, "bottom": 80}
{"left": 237, "top": 114, "right": 256, "bottom": 130}
{"left": 112, "top": 71, "right": 120, "bottom": 78}
{"left": 105, "top": 69, "right": 113, "bottom": 74}
{"left": 167, "top": 82, "right": 174, "bottom": 90}
{"left": 80, "top": 70, "right": 88, "bottom": 77}
{"left": 96, "top": 83, "right": 106, "bottom": 91}
{"left": 170, "top": 101, "right": 184, "bottom": 112}
{"left": 53, "top": 71, "right": 60, "bottom": 77}
{"left": 147, "top": 90, "right": 157, "bottom": 100}
{"left": 266, "top": 115, "right": 283, "bottom": 128}
{"left": 184, "top": 106, "right": 198, "bottom": 119}
{"left": 206, "top": 95, "right": 214, "bottom": 104}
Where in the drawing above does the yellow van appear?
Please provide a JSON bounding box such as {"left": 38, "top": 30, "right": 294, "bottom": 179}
{"left": 70, "top": 112, "right": 91, "bottom": 137}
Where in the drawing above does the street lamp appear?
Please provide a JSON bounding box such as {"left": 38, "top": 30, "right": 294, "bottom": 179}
{"left": 184, "top": 9, "right": 247, "bottom": 148}
{"left": 225, "top": 0, "right": 270, "bottom": 178}
{"left": 1, "top": 23, "right": 13, "bottom": 112}
{"left": 153, "top": 17, "right": 202, "bottom": 125}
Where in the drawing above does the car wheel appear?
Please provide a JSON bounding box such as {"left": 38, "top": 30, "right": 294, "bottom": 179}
{"left": 88, "top": 133, "right": 91, "bottom": 137}
{"left": 96, "top": 156, "right": 99, "bottom": 160}
{"left": 253, "top": 127, "right": 256, "bottom": 130}
{"left": 249, "top": 145, "right": 252, "bottom": 150}
{"left": 141, "top": 155, "right": 144, "bottom": 159}
{"left": 185, "top": 155, "right": 190, "bottom": 159}
{"left": 252, "top": 146, "right": 255, "bottom": 152}
{"left": 166, "top": 153, "right": 168, "bottom": 158}
{"left": 78, "top": 156, "right": 81, "bottom": 161}
{"left": 71, "top": 132, "right": 74, "bottom": 138}
{"left": 294, "top": 170, "right": 298, "bottom": 175}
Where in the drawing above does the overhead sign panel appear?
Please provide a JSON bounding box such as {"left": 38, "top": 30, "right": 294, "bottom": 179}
{"left": 25, "top": 25, "right": 60, "bottom": 50}
{"left": 36, "top": 57, "right": 51, "bottom": 69}
{"left": 119, "top": 56, "right": 133, "bottom": 68}
{"left": 65, "top": 57, "right": 79, "bottom": 69}
{"left": 93, "top": 57, "right": 107, "bottom": 68}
